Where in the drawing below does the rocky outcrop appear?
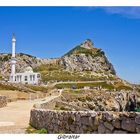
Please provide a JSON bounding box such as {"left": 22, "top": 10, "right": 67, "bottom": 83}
{"left": 0, "top": 96, "right": 7, "bottom": 108}
{"left": 60, "top": 54, "right": 116, "bottom": 74}
{"left": 0, "top": 53, "right": 58, "bottom": 79}
{"left": 58, "top": 90, "right": 138, "bottom": 112}
{"left": 30, "top": 110, "right": 140, "bottom": 134}
{"left": 60, "top": 40, "right": 116, "bottom": 75}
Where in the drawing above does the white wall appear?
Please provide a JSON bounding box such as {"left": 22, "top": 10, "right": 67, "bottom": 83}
{"left": 9, "top": 72, "right": 41, "bottom": 85}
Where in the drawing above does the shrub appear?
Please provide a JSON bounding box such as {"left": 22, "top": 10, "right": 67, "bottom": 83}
{"left": 25, "top": 85, "right": 48, "bottom": 93}
{"left": 38, "top": 128, "right": 48, "bottom": 134}
{"left": 26, "top": 126, "right": 48, "bottom": 134}
{"left": 64, "top": 45, "right": 102, "bottom": 57}
{"left": 116, "top": 85, "right": 133, "bottom": 91}
{"left": 55, "top": 82, "right": 115, "bottom": 91}
{"left": 0, "top": 83, "right": 19, "bottom": 90}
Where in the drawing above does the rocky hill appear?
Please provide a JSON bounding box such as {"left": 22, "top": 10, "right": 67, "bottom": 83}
{"left": 33, "top": 39, "right": 120, "bottom": 83}
{"left": 60, "top": 39, "right": 116, "bottom": 75}
{"left": 0, "top": 39, "right": 117, "bottom": 82}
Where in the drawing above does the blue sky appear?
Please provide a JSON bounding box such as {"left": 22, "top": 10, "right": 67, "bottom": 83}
{"left": 0, "top": 7, "right": 140, "bottom": 84}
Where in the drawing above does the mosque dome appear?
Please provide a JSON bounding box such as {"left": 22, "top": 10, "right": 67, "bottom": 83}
{"left": 24, "top": 66, "right": 33, "bottom": 73}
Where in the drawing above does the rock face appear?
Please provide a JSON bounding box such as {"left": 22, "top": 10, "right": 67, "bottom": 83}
{"left": 121, "top": 118, "right": 136, "bottom": 132}
{"left": 0, "top": 53, "right": 58, "bottom": 79}
{"left": 0, "top": 96, "right": 7, "bottom": 108}
{"left": 60, "top": 40, "right": 116, "bottom": 75}
{"left": 58, "top": 90, "right": 139, "bottom": 112}
{"left": 30, "top": 109, "right": 140, "bottom": 134}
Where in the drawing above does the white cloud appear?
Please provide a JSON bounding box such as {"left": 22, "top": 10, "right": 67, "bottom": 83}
{"left": 103, "top": 7, "right": 140, "bottom": 19}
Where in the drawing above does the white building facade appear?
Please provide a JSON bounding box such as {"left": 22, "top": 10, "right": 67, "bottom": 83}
{"left": 9, "top": 34, "right": 41, "bottom": 85}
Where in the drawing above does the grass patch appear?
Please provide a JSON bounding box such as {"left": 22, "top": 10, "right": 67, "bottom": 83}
{"left": 116, "top": 85, "right": 133, "bottom": 91}
{"left": 25, "top": 85, "right": 48, "bottom": 93}
{"left": 26, "top": 125, "right": 48, "bottom": 134}
{"left": 0, "top": 83, "right": 19, "bottom": 90}
{"left": 55, "top": 82, "right": 115, "bottom": 90}
{"left": 34, "top": 64, "right": 62, "bottom": 72}
{"left": 34, "top": 63, "right": 111, "bottom": 82}
{"left": 64, "top": 45, "right": 103, "bottom": 57}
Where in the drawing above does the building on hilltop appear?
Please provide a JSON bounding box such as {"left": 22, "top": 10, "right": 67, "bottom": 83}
{"left": 9, "top": 34, "right": 41, "bottom": 85}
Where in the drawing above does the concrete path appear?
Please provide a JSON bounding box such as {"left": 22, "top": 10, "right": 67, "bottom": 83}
{"left": 0, "top": 90, "right": 62, "bottom": 134}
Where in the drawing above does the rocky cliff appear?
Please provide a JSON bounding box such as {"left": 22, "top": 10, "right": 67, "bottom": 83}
{"left": 0, "top": 53, "right": 58, "bottom": 79}
{"left": 60, "top": 39, "right": 116, "bottom": 75}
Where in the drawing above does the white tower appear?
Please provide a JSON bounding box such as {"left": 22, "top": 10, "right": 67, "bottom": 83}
{"left": 10, "top": 34, "right": 16, "bottom": 81}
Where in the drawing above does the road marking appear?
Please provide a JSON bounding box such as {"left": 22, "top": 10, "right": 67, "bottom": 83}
{"left": 0, "top": 122, "right": 15, "bottom": 127}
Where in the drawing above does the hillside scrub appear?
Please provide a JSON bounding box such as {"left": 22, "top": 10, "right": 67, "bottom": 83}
{"left": 64, "top": 45, "right": 103, "bottom": 57}
{"left": 25, "top": 85, "right": 49, "bottom": 93}
{"left": 55, "top": 82, "right": 115, "bottom": 90}
{"left": 0, "top": 83, "right": 20, "bottom": 91}
{"left": 34, "top": 64, "right": 114, "bottom": 82}
{"left": 55, "top": 82, "right": 133, "bottom": 91}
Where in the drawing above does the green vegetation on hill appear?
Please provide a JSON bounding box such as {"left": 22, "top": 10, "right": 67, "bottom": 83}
{"left": 0, "top": 82, "right": 49, "bottom": 93}
{"left": 0, "top": 83, "right": 19, "bottom": 91}
{"left": 116, "top": 85, "right": 133, "bottom": 91}
{"left": 34, "top": 64, "right": 116, "bottom": 82}
{"left": 64, "top": 45, "right": 104, "bottom": 57}
{"left": 19, "top": 53, "right": 36, "bottom": 58}
{"left": 55, "top": 82, "right": 114, "bottom": 90}
{"left": 55, "top": 82, "right": 133, "bottom": 91}
{"left": 34, "top": 64, "right": 62, "bottom": 72}
{"left": 25, "top": 85, "right": 49, "bottom": 93}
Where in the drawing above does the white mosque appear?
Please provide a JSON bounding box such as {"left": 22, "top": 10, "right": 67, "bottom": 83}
{"left": 9, "top": 34, "right": 41, "bottom": 85}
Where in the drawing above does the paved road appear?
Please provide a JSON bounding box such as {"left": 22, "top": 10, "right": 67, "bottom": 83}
{"left": 0, "top": 90, "right": 62, "bottom": 134}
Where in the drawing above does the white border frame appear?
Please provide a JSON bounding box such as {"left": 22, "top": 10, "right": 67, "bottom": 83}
{"left": 0, "top": 0, "right": 140, "bottom": 6}
{"left": 0, "top": 1, "right": 140, "bottom": 140}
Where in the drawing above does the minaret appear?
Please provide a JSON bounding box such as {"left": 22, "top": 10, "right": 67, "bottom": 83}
{"left": 11, "top": 33, "right": 16, "bottom": 76}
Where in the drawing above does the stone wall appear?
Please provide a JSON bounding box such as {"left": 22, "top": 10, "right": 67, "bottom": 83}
{"left": 55, "top": 101, "right": 89, "bottom": 111}
{"left": 0, "top": 96, "right": 7, "bottom": 108}
{"left": 30, "top": 109, "right": 140, "bottom": 134}
{"left": 33, "top": 96, "right": 61, "bottom": 110}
